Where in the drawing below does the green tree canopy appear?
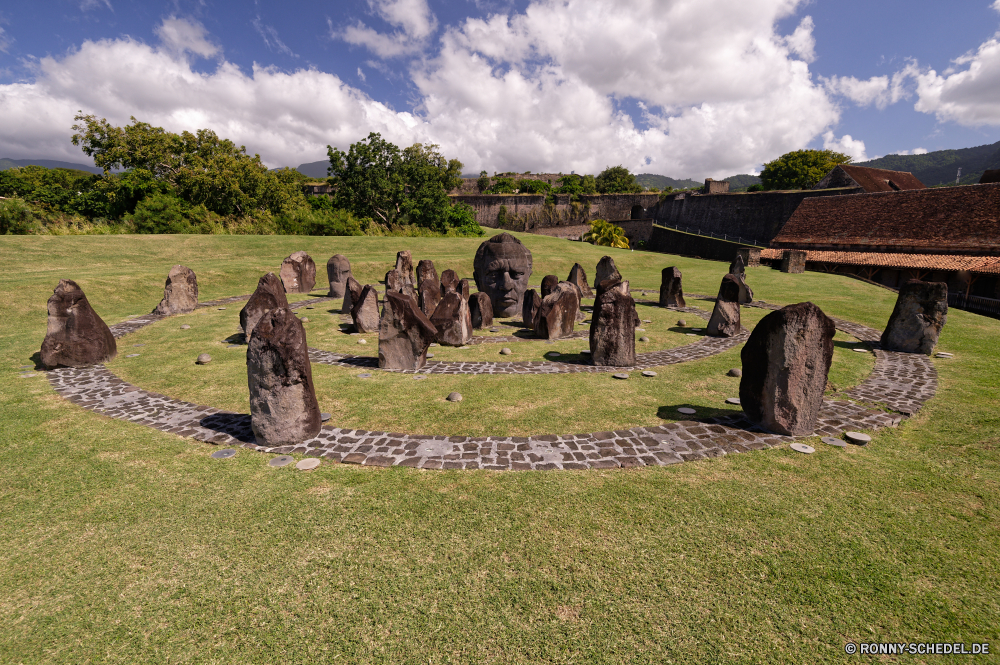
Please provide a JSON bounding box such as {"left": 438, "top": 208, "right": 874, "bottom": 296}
{"left": 759, "top": 149, "right": 853, "bottom": 190}
{"left": 595, "top": 165, "right": 643, "bottom": 194}
{"left": 555, "top": 174, "right": 596, "bottom": 198}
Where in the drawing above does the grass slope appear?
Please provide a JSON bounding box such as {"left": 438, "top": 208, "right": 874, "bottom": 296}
{"left": 1, "top": 233, "right": 998, "bottom": 663}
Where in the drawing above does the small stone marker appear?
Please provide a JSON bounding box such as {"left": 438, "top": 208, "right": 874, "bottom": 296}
{"left": 727, "top": 368, "right": 742, "bottom": 377}
{"left": 430, "top": 343, "right": 439, "bottom": 347}
{"left": 726, "top": 397, "right": 741, "bottom": 405}
{"left": 677, "top": 407, "right": 696, "bottom": 415}
{"left": 686, "top": 333, "right": 697, "bottom": 337}
{"left": 790, "top": 443, "right": 815, "bottom": 454}
{"left": 547, "top": 351, "right": 561, "bottom": 357}
{"left": 196, "top": 353, "right": 212, "bottom": 364}
{"left": 126, "top": 353, "right": 140, "bottom": 358}
{"left": 935, "top": 352, "right": 953, "bottom": 358}
{"left": 639, "top": 336, "right": 649, "bottom": 342}
{"left": 643, "top": 319, "right": 651, "bottom": 323}
{"left": 301, "top": 317, "right": 309, "bottom": 323}
{"left": 500, "top": 348, "right": 512, "bottom": 355}
{"left": 358, "top": 339, "right": 367, "bottom": 344}
{"left": 489, "top": 327, "right": 500, "bottom": 333}
{"left": 269, "top": 455, "right": 294, "bottom": 467}
{"left": 296, "top": 458, "right": 321, "bottom": 471}
{"left": 227, "top": 344, "right": 240, "bottom": 349}
{"left": 677, "top": 319, "right": 686, "bottom": 327}
{"left": 414, "top": 375, "right": 426, "bottom": 380}
{"left": 852, "top": 347, "right": 867, "bottom": 353}
{"left": 641, "top": 370, "right": 657, "bottom": 377}
{"left": 845, "top": 431, "right": 872, "bottom": 445}
{"left": 320, "top": 413, "right": 331, "bottom": 422}
{"left": 217, "top": 307, "right": 226, "bottom": 310}
{"left": 426, "top": 353, "right": 435, "bottom": 358}
{"left": 446, "top": 392, "right": 462, "bottom": 402}
{"left": 211, "top": 449, "right": 237, "bottom": 459}
{"left": 822, "top": 437, "right": 847, "bottom": 447}
{"left": 636, "top": 328, "right": 645, "bottom": 332}
{"left": 581, "top": 349, "right": 591, "bottom": 355}
{"left": 613, "top": 373, "right": 629, "bottom": 379}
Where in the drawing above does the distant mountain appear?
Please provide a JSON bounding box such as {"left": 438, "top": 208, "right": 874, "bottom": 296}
{"left": 724, "top": 174, "right": 762, "bottom": 190}
{"left": 635, "top": 173, "right": 702, "bottom": 190}
{"left": 0, "top": 158, "right": 103, "bottom": 174}
{"left": 294, "top": 160, "right": 329, "bottom": 179}
{"left": 856, "top": 141, "right": 1000, "bottom": 186}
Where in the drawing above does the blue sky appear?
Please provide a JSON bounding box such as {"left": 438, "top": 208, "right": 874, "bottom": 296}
{"left": 1, "top": 0, "right": 999, "bottom": 178}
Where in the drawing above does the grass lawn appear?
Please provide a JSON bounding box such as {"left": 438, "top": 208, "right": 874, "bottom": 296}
{"left": 1, "top": 232, "right": 998, "bottom": 663}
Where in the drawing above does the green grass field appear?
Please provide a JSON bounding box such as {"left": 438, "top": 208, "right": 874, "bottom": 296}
{"left": 1, "top": 233, "right": 998, "bottom": 663}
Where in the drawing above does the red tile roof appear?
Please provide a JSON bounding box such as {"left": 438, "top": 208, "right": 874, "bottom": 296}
{"left": 772, "top": 183, "right": 1000, "bottom": 254}
{"left": 834, "top": 165, "right": 926, "bottom": 192}
{"left": 760, "top": 248, "right": 1000, "bottom": 275}
{"left": 981, "top": 169, "right": 1000, "bottom": 184}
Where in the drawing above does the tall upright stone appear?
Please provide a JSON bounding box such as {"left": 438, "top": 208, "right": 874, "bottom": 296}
{"left": 590, "top": 279, "right": 636, "bottom": 367}
{"left": 416, "top": 260, "right": 438, "bottom": 289}
{"left": 326, "top": 254, "right": 352, "bottom": 298}
{"left": 659, "top": 267, "right": 685, "bottom": 308}
{"left": 241, "top": 272, "right": 289, "bottom": 337}
{"left": 351, "top": 285, "right": 380, "bottom": 333}
{"left": 385, "top": 268, "right": 417, "bottom": 305}
{"left": 567, "top": 263, "right": 593, "bottom": 298}
{"left": 740, "top": 302, "right": 835, "bottom": 436}
{"left": 395, "top": 251, "right": 415, "bottom": 289}
{"left": 473, "top": 232, "right": 533, "bottom": 317}
{"left": 522, "top": 289, "right": 542, "bottom": 329}
{"left": 378, "top": 291, "right": 438, "bottom": 370}
{"left": 458, "top": 278, "right": 470, "bottom": 301}
{"left": 440, "top": 269, "right": 460, "bottom": 294}
{"left": 729, "top": 254, "right": 754, "bottom": 304}
{"left": 419, "top": 277, "right": 442, "bottom": 317}
{"left": 541, "top": 275, "right": 559, "bottom": 298}
{"left": 153, "top": 265, "right": 198, "bottom": 315}
{"left": 470, "top": 292, "right": 493, "bottom": 329}
{"left": 430, "top": 292, "right": 473, "bottom": 346}
{"left": 279, "top": 251, "right": 316, "bottom": 294}
{"left": 595, "top": 256, "right": 621, "bottom": 286}
{"left": 40, "top": 279, "right": 117, "bottom": 368}
{"left": 881, "top": 279, "right": 948, "bottom": 355}
{"left": 341, "top": 275, "right": 362, "bottom": 314}
{"left": 247, "top": 306, "right": 321, "bottom": 446}
{"left": 536, "top": 282, "right": 580, "bottom": 340}
{"left": 707, "top": 275, "right": 742, "bottom": 337}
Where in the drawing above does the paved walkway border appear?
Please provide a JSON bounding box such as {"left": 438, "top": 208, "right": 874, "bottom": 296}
{"left": 44, "top": 293, "right": 937, "bottom": 471}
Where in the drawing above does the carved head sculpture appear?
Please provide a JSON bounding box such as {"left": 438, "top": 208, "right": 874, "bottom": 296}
{"left": 326, "top": 254, "right": 352, "bottom": 298}
{"left": 473, "top": 232, "right": 533, "bottom": 317}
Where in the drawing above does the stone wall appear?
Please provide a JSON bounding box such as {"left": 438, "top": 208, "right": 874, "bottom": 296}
{"left": 451, "top": 192, "right": 660, "bottom": 229}
{"left": 609, "top": 219, "right": 654, "bottom": 245}
{"left": 645, "top": 225, "right": 754, "bottom": 263}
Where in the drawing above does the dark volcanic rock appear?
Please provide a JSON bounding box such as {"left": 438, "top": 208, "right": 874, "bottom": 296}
{"left": 541, "top": 275, "right": 559, "bottom": 298}
{"left": 470, "top": 292, "right": 493, "bottom": 329}
{"left": 279, "top": 251, "right": 316, "bottom": 294}
{"left": 416, "top": 260, "right": 438, "bottom": 289}
{"left": 241, "top": 272, "right": 289, "bottom": 337}
{"left": 881, "top": 279, "right": 948, "bottom": 354}
{"left": 247, "top": 306, "right": 321, "bottom": 446}
{"left": 567, "top": 263, "right": 593, "bottom": 297}
{"left": 40, "top": 279, "right": 117, "bottom": 368}
{"left": 458, "top": 278, "right": 470, "bottom": 301}
{"left": 522, "top": 289, "right": 541, "bottom": 329}
{"left": 707, "top": 275, "right": 742, "bottom": 337}
{"left": 440, "top": 269, "right": 460, "bottom": 294}
{"left": 326, "top": 254, "right": 351, "bottom": 298}
{"left": 729, "top": 253, "right": 746, "bottom": 276}
{"left": 341, "top": 275, "right": 362, "bottom": 314}
{"left": 419, "top": 278, "right": 442, "bottom": 317}
{"left": 473, "top": 232, "right": 533, "bottom": 317}
{"left": 385, "top": 268, "right": 417, "bottom": 305}
{"left": 728, "top": 255, "right": 753, "bottom": 304}
{"left": 658, "top": 266, "right": 685, "bottom": 308}
{"left": 351, "top": 285, "right": 380, "bottom": 333}
{"left": 379, "top": 291, "right": 438, "bottom": 370}
{"left": 739, "top": 302, "right": 835, "bottom": 435}
{"left": 395, "top": 251, "right": 415, "bottom": 288}
{"left": 595, "top": 256, "right": 621, "bottom": 286}
{"left": 589, "top": 279, "right": 636, "bottom": 367}
{"left": 430, "top": 291, "right": 473, "bottom": 346}
{"left": 153, "top": 265, "right": 198, "bottom": 315}
{"left": 536, "top": 282, "right": 580, "bottom": 340}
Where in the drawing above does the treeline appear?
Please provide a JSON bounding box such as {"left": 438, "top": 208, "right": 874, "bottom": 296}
{"left": 477, "top": 165, "right": 649, "bottom": 198}
{"left": 0, "top": 116, "right": 483, "bottom": 237}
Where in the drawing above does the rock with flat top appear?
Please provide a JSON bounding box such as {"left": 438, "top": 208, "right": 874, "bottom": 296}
{"left": 707, "top": 275, "right": 742, "bottom": 337}
{"left": 153, "top": 265, "right": 198, "bottom": 315}
{"left": 240, "top": 272, "right": 289, "bottom": 337}
{"left": 416, "top": 259, "right": 438, "bottom": 289}
{"left": 522, "top": 289, "right": 541, "bottom": 329}
{"left": 326, "top": 254, "right": 351, "bottom": 298}
{"left": 881, "top": 279, "right": 948, "bottom": 355}
{"left": 589, "top": 279, "right": 636, "bottom": 367}
{"left": 430, "top": 291, "right": 473, "bottom": 346}
{"left": 470, "top": 292, "right": 493, "bottom": 329}
{"left": 40, "top": 279, "right": 117, "bottom": 368}
{"left": 659, "top": 266, "right": 685, "bottom": 308}
{"left": 378, "top": 291, "right": 438, "bottom": 370}
{"left": 536, "top": 282, "right": 580, "bottom": 340}
{"left": 440, "top": 269, "right": 460, "bottom": 295}
{"left": 279, "top": 251, "right": 316, "bottom": 294}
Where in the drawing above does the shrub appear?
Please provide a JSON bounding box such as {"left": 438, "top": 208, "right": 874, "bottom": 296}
{"left": 444, "top": 203, "right": 485, "bottom": 237}
{"left": 0, "top": 197, "right": 40, "bottom": 234}
{"left": 125, "top": 193, "right": 214, "bottom": 234}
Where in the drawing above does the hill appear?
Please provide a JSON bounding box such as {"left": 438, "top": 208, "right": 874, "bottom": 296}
{"left": 635, "top": 173, "right": 702, "bottom": 190}
{"left": 0, "top": 158, "right": 103, "bottom": 174}
{"left": 856, "top": 141, "right": 1000, "bottom": 186}
{"left": 723, "top": 174, "right": 762, "bottom": 190}
{"left": 295, "top": 160, "right": 329, "bottom": 179}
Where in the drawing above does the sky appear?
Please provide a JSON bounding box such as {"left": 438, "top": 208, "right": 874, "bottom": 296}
{"left": 1, "top": 0, "right": 1000, "bottom": 179}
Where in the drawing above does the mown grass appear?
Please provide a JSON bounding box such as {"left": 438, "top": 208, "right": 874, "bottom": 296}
{"left": 1, "top": 233, "right": 998, "bottom": 663}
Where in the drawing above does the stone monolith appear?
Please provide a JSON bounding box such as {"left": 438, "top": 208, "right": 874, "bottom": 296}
{"left": 40, "top": 279, "right": 117, "bottom": 368}
{"left": 881, "top": 279, "right": 948, "bottom": 355}
{"left": 279, "top": 251, "right": 316, "bottom": 294}
{"left": 241, "top": 272, "right": 289, "bottom": 336}
{"left": 378, "top": 291, "right": 438, "bottom": 370}
{"left": 153, "top": 265, "right": 198, "bottom": 315}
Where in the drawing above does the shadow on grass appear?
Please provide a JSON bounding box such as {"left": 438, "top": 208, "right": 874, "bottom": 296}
{"left": 656, "top": 403, "right": 740, "bottom": 422}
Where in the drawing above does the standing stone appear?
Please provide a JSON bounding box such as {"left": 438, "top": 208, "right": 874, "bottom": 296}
{"left": 326, "top": 254, "right": 352, "bottom": 298}
{"left": 40, "top": 279, "right": 117, "bottom": 368}
{"left": 522, "top": 289, "right": 542, "bottom": 329}
{"left": 279, "top": 251, "right": 316, "bottom": 294}
{"left": 341, "top": 275, "right": 362, "bottom": 314}
{"left": 416, "top": 260, "right": 438, "bottom": 289}
{"left": 707, "top": 275, "right": 742, "bottom": 337}
{"left": 241, "top": 272, "right": 289, "bottom": 336}
{"left": 541, "top": 275, "right": 559, "bottom": 298}
{"left": 430, "top": 291, "right": 473, "bottom": 346}
{"left": 419, "top": 277, "right": 442, "bottom": 317}
{"left": 351, "top": 285, "right": 380, "bottom": 333}
{"left": 395, "top": 251, "right": 415, "bottom": 289}
{"left": 473, "top": 232, "right": 533, "bottom": 317}
{"left": 590, "top": 279, "right": 636, "bottom": 367}
{"left": 881, "top": 279, "right": 948, "bottom": 355}
{"left": 153, "top": 265, "right": 198, "bottom": 315}
{"left": 385, "top": 268, "right": 417, "bottom": 305}
{"left": 470, "top": 292, "right": 494, "bottom": 329}
{"left": 247, "top": 306, "right": 321, "bottom": 446}
{"left": 659, "top": 267, "right": 686, "bottom": 308}
{"left": 739, "top": 302, "right": 835, "bottom": 436}
{"left": 536, "top": 282, "right": 580, "bottom": 340}
{"left": 378, "top": 291, "right": 438, "bottom": 370}
{"left": 729, "top": 254, "right": 754, "bottom": 303}
{"left": 458, "top": 278, "right": 470, "bottom": 301}
{"left": 567, "top": 263, "right": 593, "bottom": 298}
{"left": 595, "top": 256, "right": 621, "bottom": 286}
{"left": 780, "top": 249, "right": 807, "bottom": 274}
{"left": 440, "top": 269, "right": 460, "bottom": 294}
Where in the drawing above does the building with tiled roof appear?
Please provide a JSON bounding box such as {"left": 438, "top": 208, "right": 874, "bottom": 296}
{"left": 814, "top": 164, "right": 926, "bottom": 193}
{"left": 981, "top": 169, "right": 1000, "bottom": 184}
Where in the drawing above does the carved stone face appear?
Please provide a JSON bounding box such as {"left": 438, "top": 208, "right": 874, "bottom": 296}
{"left": 473, "top": 233, "right": 533, "bottom": 318}
{"left": 326, "top": 254, "right": 352, "bottom": 298}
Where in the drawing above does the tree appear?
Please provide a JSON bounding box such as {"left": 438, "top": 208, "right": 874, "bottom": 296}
{"left": 555, "top": 174, "right": 597, "bottom": 199}
{"left": 595, "top": 165, "right": 643, "bottom": 194}
{"left": 399, "top": 143, "right": 463, "bottom": 231}
{"left": 760, "top": 149, "right": 853, "bottom": 190}
{"left": 582, "top": 219, "right": 629, "bottom": 248}
{"left": 476, "top": 170, "right": 491, "bottom": 193}
{"left": 327, "top": 132, "right": 403, "bottom": 226}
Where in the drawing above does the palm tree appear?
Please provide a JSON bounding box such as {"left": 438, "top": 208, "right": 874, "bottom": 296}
{"left": 582, "top": 219, "right": 629, "bottom": 249}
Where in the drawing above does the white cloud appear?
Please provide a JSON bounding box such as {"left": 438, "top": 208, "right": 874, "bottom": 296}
{"left": 783, "top": 16, "right": 816, "bottom": 63}
{"left": 357, "top": 67, "right": 366, "bottom": 81}
{"left": 895, "top": 147, "right": 928, "bottom": 155}
{"left": 822, "top": 130, "right": 868, "bottom": 162}
{"left": 338, "top": 0, "right": 438, "bottom": 58}
{"left": 993, "top": 0, "right": 1000, "bottom": 13}
{"left": 0, "top": 25, "right": 11, "bottom": 55}
{"left": 80, "top": 0, "right": 113, "bottom": 11}
{"left": 252, "top": 17, "right": 297, "bottom": 57}
{"left": 910, "top": 36, "right": 1000, "bottom": 126}
{"left": 154, "top": 16, "right": 219, "bottom": 59}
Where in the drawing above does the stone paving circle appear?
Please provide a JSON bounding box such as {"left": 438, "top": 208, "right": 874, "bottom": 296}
{"left": 43, "top": 290, "right": 937, "bottom": 472}
{"left": 822, "top": 437, "right": 847, "bottom": 447}
{"left": 269, "top": 455, "right": 294, "bottom": 467}
{"left": 845, "top": 431, "right": 873, "bottom": 445}
{"left": 211, "top": 449, "right": 237, "bottom": 459}
{"left": 790, "top": 443, "right": 815, "bottom": 454}
{"left": 296, "top": 458, "right": 321, "bottom": 471}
